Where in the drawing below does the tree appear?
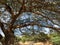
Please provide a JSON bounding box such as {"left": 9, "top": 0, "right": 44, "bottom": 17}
{"left": 0, "top": 34, "right": 3, "bottom": 41}
{"left": 0, "top": 0, "right": 60, "bottom": 45}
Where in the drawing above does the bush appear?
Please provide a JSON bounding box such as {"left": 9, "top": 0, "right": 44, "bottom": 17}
{"left": 50, "top": 32, "right": 60, "bottom": 45}
{"left": 17, "top": 32, "right": 50, "bottom": 42}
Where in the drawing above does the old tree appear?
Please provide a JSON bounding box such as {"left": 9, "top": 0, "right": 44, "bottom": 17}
{"left": 0, "top": 0, "right": 60, "bottom": 45}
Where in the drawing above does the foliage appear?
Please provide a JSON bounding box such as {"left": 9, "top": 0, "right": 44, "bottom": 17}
{"left": 50, "top": 32, "right": 60, "bottom": 45}
{"left": 17, "top": 32, "right": 50, "bottom": 42}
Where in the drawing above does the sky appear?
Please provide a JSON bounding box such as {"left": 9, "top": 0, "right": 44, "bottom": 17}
{"left": 0, "top": 10, "right": 60, "bottom": 37}
{"left": 0, "top": 27, "right": 5, "bottom": 37}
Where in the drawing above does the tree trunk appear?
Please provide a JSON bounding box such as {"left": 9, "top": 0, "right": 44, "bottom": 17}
{"left": 2, "top": 31, "right": 15, "bottom": 45}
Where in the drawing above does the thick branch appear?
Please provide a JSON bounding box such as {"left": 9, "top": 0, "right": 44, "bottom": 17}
{"left": 0, "top": 22, "right": 6, "bottom": 34}
{"left": 13, "top": 22, "right": 60, "bottom": 33}
{"left": 4, "top": 4, "right": 14, "bottom": 15}
{"left": 9, "top": 0, "right": 26, "bottom": 30}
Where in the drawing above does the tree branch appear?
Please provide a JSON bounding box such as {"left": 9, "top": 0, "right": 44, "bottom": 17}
{"left": 0, "top": 22, "right": 6, "bottom": 35}
{"left": 13, "top": 22, "right": 60, "bottom": 33}
{"left": 33, "top": 11, "right": 60, "bottom": 26}
{"left": 9, "top": 0, "right": 26, "bottom": 30}
{"left": 4, "top": 4, "right": 14, "bottom": 15}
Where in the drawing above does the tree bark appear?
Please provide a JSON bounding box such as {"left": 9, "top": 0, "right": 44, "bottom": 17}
{"left": 2, "top": 30, "right": 15, "bottom": 45}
